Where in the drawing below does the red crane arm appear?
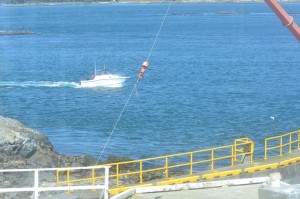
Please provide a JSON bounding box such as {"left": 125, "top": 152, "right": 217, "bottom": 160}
{"left": 264, "top": 0, "right": 300, "bottom": 41}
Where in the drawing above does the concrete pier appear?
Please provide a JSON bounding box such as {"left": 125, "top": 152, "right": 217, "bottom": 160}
{"left": 132, "top": 184, "right": 261, "bottom": 199}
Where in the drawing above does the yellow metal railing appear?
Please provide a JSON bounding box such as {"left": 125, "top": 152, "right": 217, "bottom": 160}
{"left": 56, "top": 167, "right": 107, "bottom": 190}
{"left": 264, "top": 130, "right": 300, "bottom": 159}
{"left": 57, "top": 138, "right": 254, "bottom": 187}
{"left": 55, "top": 129, "right": 300, "bottom": 191}
{"left": 234, "top": 138, "right": 254, "bottom": 162}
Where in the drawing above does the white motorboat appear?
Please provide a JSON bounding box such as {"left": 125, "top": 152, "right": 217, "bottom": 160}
{"left": 80, "top": 72, "right": 130, "bottom": 88}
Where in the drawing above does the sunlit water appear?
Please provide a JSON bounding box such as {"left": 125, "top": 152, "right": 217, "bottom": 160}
{"left": 0, "top": 3, "right": 300, "bottom": 162}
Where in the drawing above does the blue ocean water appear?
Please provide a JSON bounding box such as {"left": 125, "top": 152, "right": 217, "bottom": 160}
{"left": 0, "top": 3, "right": 300, "bottom": 161}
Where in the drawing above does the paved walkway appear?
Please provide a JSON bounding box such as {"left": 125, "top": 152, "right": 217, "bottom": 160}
{"left": 132, "top": 184, "right": 261, "bottom": 199}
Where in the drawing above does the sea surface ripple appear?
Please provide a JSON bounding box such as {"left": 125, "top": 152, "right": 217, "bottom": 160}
{"left": 0, "top": 3, "right": 300, "bottom": 161}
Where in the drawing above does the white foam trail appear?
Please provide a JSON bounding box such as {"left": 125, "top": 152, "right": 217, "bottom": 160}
{"left": 0, "top": 81, "right": 80, "bottom": 88}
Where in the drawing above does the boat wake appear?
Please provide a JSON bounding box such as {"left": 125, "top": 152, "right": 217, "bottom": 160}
{"left": 0, "top": 81, "right": 81, "bottom": 88}
{"left": 0, "top": 81, "right": 127, "bottom": 89}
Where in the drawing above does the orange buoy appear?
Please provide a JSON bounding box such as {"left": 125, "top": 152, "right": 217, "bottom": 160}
{"left": 138, "top": 61, "right": 149, "bottom": 80}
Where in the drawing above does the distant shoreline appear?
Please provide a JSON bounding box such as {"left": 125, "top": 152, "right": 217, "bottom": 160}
{"left": 2, "top": 0, "right": 300, "bottom": 7}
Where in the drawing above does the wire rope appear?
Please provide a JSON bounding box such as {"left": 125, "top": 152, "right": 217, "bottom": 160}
{"left": 146, "top": 1, "right": 172, "bottom": 62}
{"left": 95, "top": 1, "right": 172, "bottom": 165}
{"left": 95, "top": 80, "right": 139, "bottom": 164}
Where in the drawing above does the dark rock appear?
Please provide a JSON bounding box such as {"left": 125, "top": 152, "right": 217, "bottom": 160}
{"left": 0, "top": 116, "right": 57, "bottom": 168}
{"left": 0, "top": 116, "right": 106, "bottom": 199}
{"left": 0, "top": 116, "right": 97, "bottom": 169}
{"left": 106, "top": 156, "right": 135, "bottom": 172}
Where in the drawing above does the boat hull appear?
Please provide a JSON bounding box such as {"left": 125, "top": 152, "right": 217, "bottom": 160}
{"left": 80, "top": 77, "right": 129, "bottom": 88}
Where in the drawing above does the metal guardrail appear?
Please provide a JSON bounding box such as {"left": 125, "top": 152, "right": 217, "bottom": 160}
{"left": 53, "top": 129, "right": 300, "bottom": 192}
{"left": 3, "top": 130, "right": 300, "bottom": 197}
{"left": 234, "top": 138, "right": 254, "bottom": 162}
{"left": 0, "top": 166, "right": 110, "bottom": 199}
{"left": 264, "top": 130, "right": 300, "bottom": 159}
{"left": 57, "top": 138, "right": 254, "bottom": 187}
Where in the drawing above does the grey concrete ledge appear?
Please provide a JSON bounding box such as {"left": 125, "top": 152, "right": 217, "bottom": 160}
{"left": 112, "top": 176, "right": 269, "bottom": 199}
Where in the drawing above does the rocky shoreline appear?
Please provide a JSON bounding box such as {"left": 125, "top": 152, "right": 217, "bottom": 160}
{"left": 0, "top": 116, "right": 98, "bottom": 170}
{"left": 0, "top": 116, "right": 184, "bottom": 198}
{"left": 0, "top": 116, "right": 105, "bottom": 199}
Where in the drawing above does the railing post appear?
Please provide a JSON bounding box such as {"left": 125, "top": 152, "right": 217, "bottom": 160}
{"left": 231, "top": 146, "right": 234, "bottom": 166}
{"left": 298, "top": 130, "right": 300, "bottom": 150}
{"left": 289, "top": 133, "right": 292, "bottom": 153}
{"left": 264, "top": 139, "right": 268, "bottom": 160}
{"left": 233, "top": 140, "right": 237, "bottom": 161}
{"left": 190, "top": 152, "right": 193, "bottom": 174}
{"left": 165, "top": 157, "right": 169, "bottom": 179}
{"left": 34, "top": 170, "right": 39, "bottom": 199}
{"left": 67, "top": 170, "right": 70, "bottom": 194}
{"left": 92, "top": 168, "right": 95, "bottom": 190}
{"left": 116, "top": 164, "right": 119, "bottom": 187}
{"left": 250, "top": 141, "right": 254, "bottom": 163}
{"left": 139, "top": 161, "right": 143, "bottom": 184}
{"left": 280, "top": 137, "right": 283, "bottom": 156}
{"left": 56, "top": 170, "right": 59, "bottom": 183}
{"left": 104, "top": 167, "right": 109, "bottom": 199}
{"left": 211, "top": 148, "right": 214, "bottom": 171}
